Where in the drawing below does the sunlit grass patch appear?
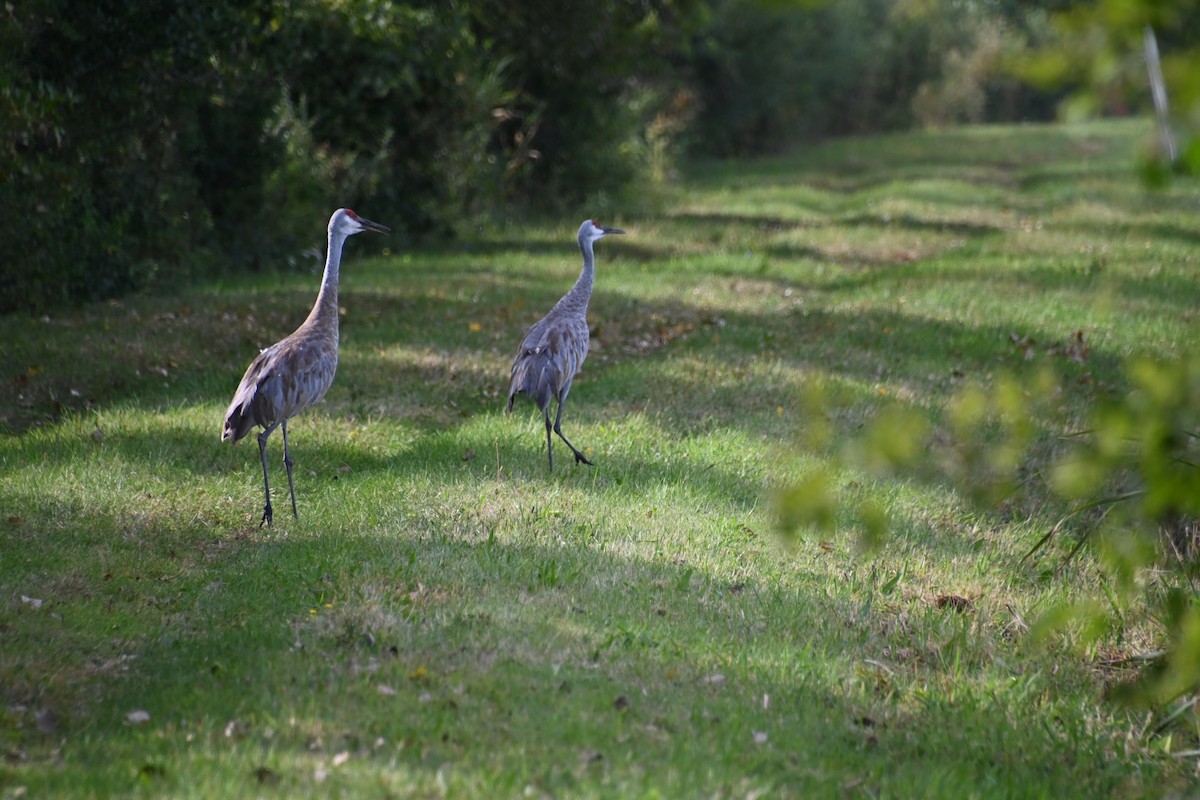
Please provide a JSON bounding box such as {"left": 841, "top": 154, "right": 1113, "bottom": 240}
{"left": 2, "top": 119, "right": 1197, "bottom": 797}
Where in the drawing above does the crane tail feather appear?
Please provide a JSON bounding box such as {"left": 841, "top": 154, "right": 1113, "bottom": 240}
{"left": 535, "top": 368, "right": 553, "bottom": 411}
{"left": 508, "top": 349, "right": 556, "bottom": 414}
{"left": 223, "top": 372, "right": 262, "bottom": 443}
{"left": 222, "top": 399, "right": 256, "bottom": 443}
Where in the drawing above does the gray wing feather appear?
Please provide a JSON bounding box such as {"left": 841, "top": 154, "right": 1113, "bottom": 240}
{"left": 507, "top": 314, "right": 589, "bottom": 413}
{"left": 222, "top": 337, "right": 338, "bottom": 442}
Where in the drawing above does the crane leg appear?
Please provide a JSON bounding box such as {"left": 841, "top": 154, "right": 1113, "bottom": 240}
{"left": 256, "top": 426, "right": 276, "bottom": 527}
{"left": 552, "top": 395, "right": 592, "bottom": 466}
{"left": 281, "top": 418, "right": 298, "bottom": 519}
{"left": 544, "top": 407, "right": 554, "bottom": 471}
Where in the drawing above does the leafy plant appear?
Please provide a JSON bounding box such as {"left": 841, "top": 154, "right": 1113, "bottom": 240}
{"left": 686, "top": 0, "right": 1062, "bottom": 155}
{"left": 778, "top": 353, "right": 1200, "bottom": 738}
{"left": 1020, "top": 0, "right": 1200, "bottom": 174}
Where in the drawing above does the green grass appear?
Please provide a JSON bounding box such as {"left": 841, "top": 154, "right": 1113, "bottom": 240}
{"left": 3, "top": 118, "right": 1199, "bottom": 797}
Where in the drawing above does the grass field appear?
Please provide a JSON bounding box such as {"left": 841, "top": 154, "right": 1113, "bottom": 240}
{"left": 2, "top": 118, "right": 1199, "bottom": 797}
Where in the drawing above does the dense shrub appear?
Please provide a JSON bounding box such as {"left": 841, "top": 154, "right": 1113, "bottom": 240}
{"left": 0, "top": 0, "right": 700, "bottom": 311}
{"left": 467, "top": 0, "right": 700, "bottom": 206}
{"left": 0, "top": 1, "right": 280, "bottom": 312}
{"left": 263, "top": 1, "right": 510, "bottom": 236}
{"left": 4, "top": 0, "right": 1182, "bottom": 311}
{"left": 686, "top": 0, "right": 1064, "bottom": 155}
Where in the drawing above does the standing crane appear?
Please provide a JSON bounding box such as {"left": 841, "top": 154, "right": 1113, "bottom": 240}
{"left": 507, "top": 219, "right": 624, "bottom": 470}
{"left": 223, "top": 208, "right": 389, "bottom": 526}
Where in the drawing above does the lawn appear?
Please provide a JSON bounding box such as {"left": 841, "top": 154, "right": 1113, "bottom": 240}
{"left": 2, "top": 118, "right": 1198, "bottom": 797}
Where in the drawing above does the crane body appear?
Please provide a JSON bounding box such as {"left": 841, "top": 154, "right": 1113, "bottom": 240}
{"left": 508, "top": 219, "right": 623, "bottom": 469}
{"left": 223, "top": 208, "right": 388, "bottom": 526}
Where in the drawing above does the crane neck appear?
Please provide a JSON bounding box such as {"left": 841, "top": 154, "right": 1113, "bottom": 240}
{"left": 563, "top": 235, "right": 596, "bottom": 310}
{"left": 307, "top": 228, "right": 347, "bottom": 331}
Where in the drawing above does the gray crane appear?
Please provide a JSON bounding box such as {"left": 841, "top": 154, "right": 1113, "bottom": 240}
{"left": 223, "top": 208, "right": 389, "bottom": 526}
{"left": 507, "top": 219, "right": 624, "bottom": 470}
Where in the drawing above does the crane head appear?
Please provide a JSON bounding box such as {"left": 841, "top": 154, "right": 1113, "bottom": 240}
{"left": 578, "top": 219, "right": 625, "bottom": 244}
{"left": 330, "top": 208, "right": 391, "bottom": 238}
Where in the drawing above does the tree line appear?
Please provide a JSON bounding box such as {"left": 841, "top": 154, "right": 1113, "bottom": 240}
{"left": 1, "top": 0, "right": 1192, "bottom": 311}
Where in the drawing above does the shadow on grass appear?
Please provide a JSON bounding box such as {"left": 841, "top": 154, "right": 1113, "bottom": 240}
{"left": 0, "top": 495, "right": 1143, "bottom": 797}
{"left": 682, "top": 122, "right": 1134, "bottom": 189}
{"left": 6, "top": 189, "right": 1187, "bottom": 438}
{"left": 665, "top": 211, "right": 1006, "bottom": 242}
{"left": 1, "top": 118, "right": 1184, "bottom": 794}
{"left": 0, "top": 268, "right": 1138, "bottom": 497}
{"left": 1063, "top": 217, "right": 1200, "bottom": 249}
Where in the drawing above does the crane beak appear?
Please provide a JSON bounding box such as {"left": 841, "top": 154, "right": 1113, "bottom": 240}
{"left": 602, "top": 226, "right": 625, "bottom": 235}
{"left": 359, "top": 217, "right": 391, "bottom": 235}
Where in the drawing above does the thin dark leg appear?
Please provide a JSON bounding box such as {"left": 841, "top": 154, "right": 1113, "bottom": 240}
{"left": 281, "top": 418, "right": 298, "bottom": 519}
{"left": 553, "top": 395, "right": 592, "bottom": 466}
{"left": 257, "top": 426, "right": 275, "bottom": 527}
{"left": 544, "top": 407, "right": 554, "bottom": 471}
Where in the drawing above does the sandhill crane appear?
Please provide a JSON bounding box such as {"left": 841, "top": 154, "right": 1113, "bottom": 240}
{"left": 507, "top": 219, "right": 624, "bottom": 470}
{"left": 223, "top": 208, "right": 389, "bottom": 526}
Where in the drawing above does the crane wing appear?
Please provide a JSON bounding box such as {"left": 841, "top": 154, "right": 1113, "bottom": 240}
{"left": 222, "top": 337, "right": 338, "bottom": 442}
{"left": 507, "top": 315, "right": 589, "bottom": 413}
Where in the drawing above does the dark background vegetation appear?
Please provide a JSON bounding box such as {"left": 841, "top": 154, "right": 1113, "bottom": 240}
{"left": 1, "top": 0, "right": 1195, "bottom": 311}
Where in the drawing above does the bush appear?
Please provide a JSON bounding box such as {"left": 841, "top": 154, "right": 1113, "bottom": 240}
{"left": 0, "top": 0, "right": 702, "bottom": 311}
{"left": 776, "top": 355, "right": 1200, "bottom": 726}
{"left": 264, "top": 1, "right": 512, "bottom": 235}
{"left": 6, "top": 0, "right": 1115, "bottom": 311}
{"left": 685, "top": 0, "right": 1062, "bottom": 156}
{"left": 467, "top": 0, "right": 702, "bottom": 207}
{"left": 0, "top": 0, "right": 277, "bottom": 312}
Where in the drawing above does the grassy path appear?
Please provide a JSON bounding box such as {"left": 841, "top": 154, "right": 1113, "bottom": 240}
{"left": 2, "top": 119, "right": 1197, "bottom": 797}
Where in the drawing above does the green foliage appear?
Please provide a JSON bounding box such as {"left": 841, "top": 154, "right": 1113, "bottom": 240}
{"left": 0, "top": 0, "right": 279, "bottom": 312}
{"left": 1019, "top": 0, "right": 1200, "bottom": 172}
{"left": 1051, "top": 358, "right": 1200, "bottom": 522}
{"left": 780, "top": 354, "right": 1200, "bottom": 725}
{"left": 8, "top": 0, "right": 1196, "bottom": 313}
{"left": 0, "top": 0, "right": 703, "bottom": 311}
{"left": 469, "top": 0, "right": 702, "bottom": 206}
{"left": 778, "top": 369, "right": 1055, "bottom": 551}
{"left": 265, "top": 1, "right": 511, "bottom": 233}
{"left": 991, "top": 0, "right": 1200, "bottom": 713}
{"left": 1050, "top": 357, "right": 1200, "bottom": 715}
{"left": 11, "top": 0, "right": 1181, "bottom": 312}
{"left": 686, "top": 0, "right": 1061, "bottom": 155}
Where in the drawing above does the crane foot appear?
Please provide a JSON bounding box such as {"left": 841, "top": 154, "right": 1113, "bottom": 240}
{"left": 574, "top": 452, "right": 593, "bottom": 466}
{"left": 260, "top": 504, "right": 274, "bottom": 528}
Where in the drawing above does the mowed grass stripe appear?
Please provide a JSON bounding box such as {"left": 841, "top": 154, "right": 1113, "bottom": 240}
{"left": 1, "top": 118, "right": 1195, "bottom": 797}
